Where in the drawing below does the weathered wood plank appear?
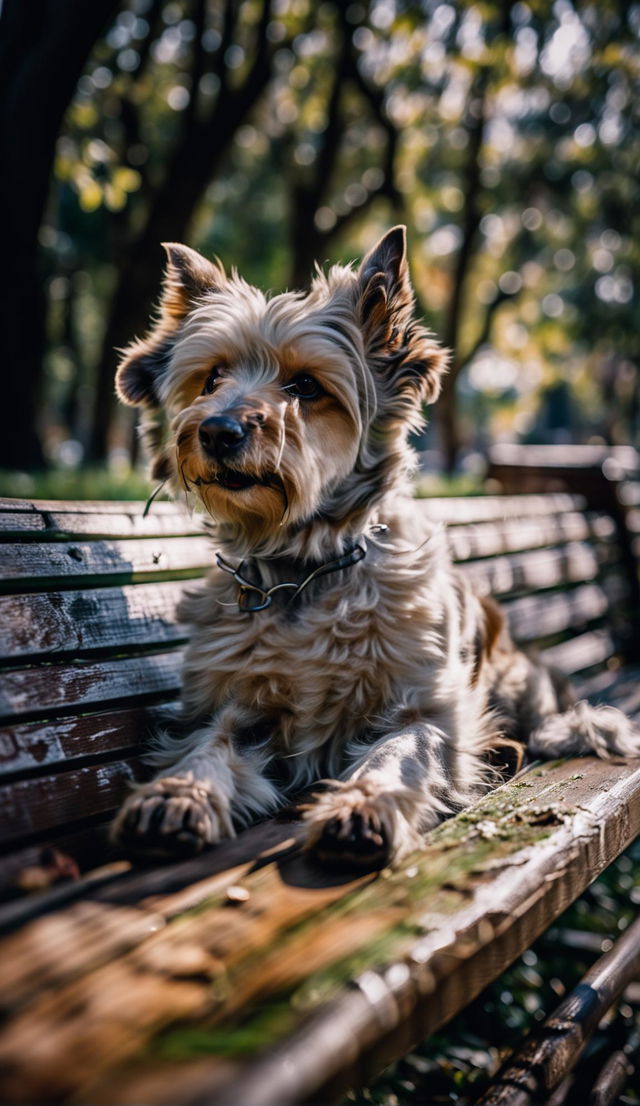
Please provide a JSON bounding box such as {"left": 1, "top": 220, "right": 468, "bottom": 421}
{"left": 447, "top": 512, "right": 614, "bottom": 561}
{"left": 0, "top": 818, "right": 293, "bottom": 934}
{"left": 0, "top": 509, "right": 205, "bottom": 541}
{"left": 1, "top": 756, "right": 639, "bottom": 1105}
{"left": 542, "top": 629, "right": 616, "bottom": 675}
{"left": 476, "top": 914, "right": 640, "bottom": 1105}
{"left": 0, "top": 536, "right": 212, "bottom": 591}
{"left": 575, "top": 665, "right": 640, "bottom": 717}
{"left": 503, "top": 583, "right": 609, "bottom": 645}
{"left": 0, "top": 651, "right": 183, "bottom": 722}
{"left": 4, "top": 576, "right": 609, "bottom": 662}
{"left": 418, "top": 493, "right": 583, "bottom": 523}
{"left": 0, "top": 499, "right": 182, "bottom": 515}
{"left": 461, "top": 542, "right": 602, "bottom": 598}
{"left": 0, "top": 512, "right": 204, "bottom": 541}
{"left": 0, "top": 705, "right": 172, "bottom": 777}
{"left": 0, "top": 757, "right": 146, "bottom": 844}
{"left": 0, "top": 582, "right": 187, "bottom": 661}
{"left": 0, "top": 823, "right": 304, "bottom": 1005}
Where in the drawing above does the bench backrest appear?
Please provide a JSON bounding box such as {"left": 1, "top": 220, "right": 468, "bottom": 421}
{"left": 0, "top": 499, "right": 209, "bottom": 895}
{"left": 0, "top": 491, "right": 634, "bottom": 897}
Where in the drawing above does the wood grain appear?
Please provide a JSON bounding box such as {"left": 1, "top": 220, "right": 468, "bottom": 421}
{"left": 0, "top": 705, "right": 173, "bottom": 777}
{"left": 0, "top": 536, "right": 212, "bottom": 590}
{"left": 1, "top": 757, "right": 639, "bottom": 1104}
{"left": 0, "top": 757, "right": 147, "bottom": 843}
{"left": 0, "top": 510, "right": 205, "bottom": 540}
{"left": 0, "top": 581, "right": 188, "bottom": 660}
{"left": 0, "top": 650, "right": 184, "bottom": 722}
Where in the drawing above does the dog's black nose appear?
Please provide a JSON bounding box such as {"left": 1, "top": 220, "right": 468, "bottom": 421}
{"left": 198, "top": 415, "right": 247, "bottom": 460}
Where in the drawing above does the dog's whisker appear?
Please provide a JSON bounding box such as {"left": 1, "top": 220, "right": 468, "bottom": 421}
{"left": 274, "top": 421, "right": 286, "bottom": 472}
{"left": 367, "top": 529, "right": 440, "bottom": 557}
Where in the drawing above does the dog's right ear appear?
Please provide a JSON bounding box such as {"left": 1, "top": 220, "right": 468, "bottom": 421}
{"left": 116, "top": 244, "right": 225, "bottom": 407}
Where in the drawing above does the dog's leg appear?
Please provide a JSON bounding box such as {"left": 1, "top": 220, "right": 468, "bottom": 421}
{"left": 304, "top": 722, "right": 482, "bottom": 870}
{"left": 111, "top": 709, "right": 280, "bottom": 857}
{"left": 528, "top": 700, "right": 640, "bottom": 760}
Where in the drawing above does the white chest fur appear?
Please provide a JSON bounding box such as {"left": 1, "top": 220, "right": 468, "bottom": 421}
{"left": 177, "top": 525, "right": 459, "bottom": 752}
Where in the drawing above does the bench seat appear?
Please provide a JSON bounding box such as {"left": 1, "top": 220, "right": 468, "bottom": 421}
{"left": 0, "top": 491, "right": 638, "bottom": 1104}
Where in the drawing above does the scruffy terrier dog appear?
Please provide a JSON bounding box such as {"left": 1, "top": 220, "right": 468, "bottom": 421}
{"left": 112, "top": 227, "right": 639, "bottom": 869}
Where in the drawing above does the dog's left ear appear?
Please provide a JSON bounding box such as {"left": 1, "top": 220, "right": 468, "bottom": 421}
{"left": 357, "top": 226, "right": 447, "bottom": 405}
{"left": 116, "top": 243, "right": 224, "bottom": 408}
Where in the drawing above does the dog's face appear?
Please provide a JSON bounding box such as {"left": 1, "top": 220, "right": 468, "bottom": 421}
{"left": 117, "top": 227, "right": 447, "bottom": 547}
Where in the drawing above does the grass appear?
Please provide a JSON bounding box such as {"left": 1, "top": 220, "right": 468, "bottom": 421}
{"left": 0, "top": 467, "right": 155, "bottom": 502}
{"left": 0, "top": 466, "right": 483, "bottom": 504}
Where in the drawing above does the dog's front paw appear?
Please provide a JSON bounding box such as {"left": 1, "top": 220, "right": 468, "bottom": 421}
{"left": 303, "top": 781, "right": 399, "bottom": 871}
{"left": 111, "top": 776, "right": 232, "bottom": 859}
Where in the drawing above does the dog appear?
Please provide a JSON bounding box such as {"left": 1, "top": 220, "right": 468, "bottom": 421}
{"left": 111, "top": 226, "right": 639, "bottom": 869}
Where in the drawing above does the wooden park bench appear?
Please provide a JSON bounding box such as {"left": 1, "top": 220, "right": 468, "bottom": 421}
{"left": 0, "top": 488, "right": 639, "bottom": 1105}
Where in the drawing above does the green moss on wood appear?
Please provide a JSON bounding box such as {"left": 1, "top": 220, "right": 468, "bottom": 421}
{"left": 140, "top": 762, "right": 589, "bottom": 1064}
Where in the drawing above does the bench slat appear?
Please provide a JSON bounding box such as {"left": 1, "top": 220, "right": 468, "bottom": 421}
{"left": 503, "top": 583, "right": 610, "bottom": 645}
{"left": 0, "top": 651, "right": 183, "bottom": 723}
{"left": 0, "top": 758, "right": 144, "bottom": 846}
{"left": 447, "top": 512, "right": 614, "bottom": 561}
{"left": 462, "top": 542, "right": 602, "bottom": 597}
{"left": 575, "top": 665, "right": 640, "bottom": 718}
{"left": 1, "top": 757, "right": 639, "bottom": 1105}
{"left": 0, "top": 582, "right": 188, "bottom": 661}
{"left": 0, "top": 705, "right": 171, "bottom": 778}
{"left": 0, "top": 536, "right": 212, "bottom": 591}
{"left": 418, "top": 493, "right": 583, "bottom": 522}
{"left": 541, "top": 629, "right": 616, "bottom": 675}
{"left": 0, "top": 509, "right": 204, "bottom": 541}
{"left": 0, "top": 499, "right": 183, "bottom": 515}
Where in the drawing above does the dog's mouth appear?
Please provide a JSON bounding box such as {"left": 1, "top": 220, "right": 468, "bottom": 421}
{"left": 194, "top": 468, "right": 284, "bottom": 495}
{"left": 215, "top": 467, "right": 259, "bottom": 491}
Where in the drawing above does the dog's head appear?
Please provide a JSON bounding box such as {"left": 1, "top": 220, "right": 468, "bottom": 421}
{"left": 116, "top": 227, "right": 447, "bottom": 551}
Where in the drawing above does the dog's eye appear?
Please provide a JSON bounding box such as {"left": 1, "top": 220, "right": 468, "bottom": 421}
{"left": 284, "top": 373, "right": 323, "bottom": 400}
{"left": 202, "top": 367, "right": 220, "bottom": 395}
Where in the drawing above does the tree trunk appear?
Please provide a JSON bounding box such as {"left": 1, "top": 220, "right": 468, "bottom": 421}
{"left": 0, "top": 0, "right": 120, "bottom": 471}
{"left": 88, "top": 3, "right": 275, "bottom": 463}
{"left": 436, "top": 73, "right": 487, "bottom": 475}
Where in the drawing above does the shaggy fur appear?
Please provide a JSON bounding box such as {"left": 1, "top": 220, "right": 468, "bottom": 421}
{"left": 111, "top": 227, "right": 640, "bottom": 868}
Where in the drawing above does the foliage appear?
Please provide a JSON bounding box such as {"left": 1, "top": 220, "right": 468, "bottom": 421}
{"left": 14, "top": 0, "right": 636, "bottom": 480}
{"left": 0, "top": 466, "right": 154, "bottom": 501}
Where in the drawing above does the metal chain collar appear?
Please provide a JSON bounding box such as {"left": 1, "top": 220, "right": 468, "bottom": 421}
{"left": 216, "top": 543, "right": 367, "bottom": 613}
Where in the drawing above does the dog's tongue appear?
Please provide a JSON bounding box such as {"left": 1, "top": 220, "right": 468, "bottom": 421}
{"left": 224, "top": 472, "right": 251, "bottom": 489}
{"left": 216, "top": 468, "right": 257, "bottom": 490}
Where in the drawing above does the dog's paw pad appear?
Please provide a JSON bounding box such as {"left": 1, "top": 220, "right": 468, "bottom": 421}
{"left": 112, "top": 777, "right": 223, "bottom": 859}
{"left": 307, "top": 803, "right": 390, "bottom": 871}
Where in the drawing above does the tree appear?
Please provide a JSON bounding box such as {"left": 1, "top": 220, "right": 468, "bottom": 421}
{"left": 87, "top": 0, "right": 282, "bottom": 462}
{"left": 26, "top": 0, "right": 640, "bottom": 474}
{"left": 280, "top": 3, "right": 402, "bottom": 288}
{"left": 0, "top": 0, "right": 120, "bottom": 470}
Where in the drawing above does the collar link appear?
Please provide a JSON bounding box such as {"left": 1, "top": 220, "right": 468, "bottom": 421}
{"left": 216, "top": 543, "right": 367, "bottom": 613}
